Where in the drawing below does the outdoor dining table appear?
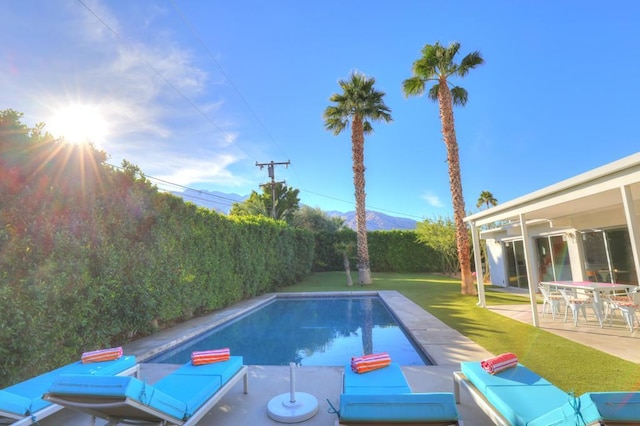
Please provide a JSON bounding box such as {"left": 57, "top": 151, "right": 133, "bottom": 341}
{"left": 539, "top": 281, "right": 637, "bottom": 327}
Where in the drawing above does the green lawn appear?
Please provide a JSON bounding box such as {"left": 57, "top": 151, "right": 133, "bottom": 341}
{"left": 279, "top": 271, "right": 640, "bottom": 394}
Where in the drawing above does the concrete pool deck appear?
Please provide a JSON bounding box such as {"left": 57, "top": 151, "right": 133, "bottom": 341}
{"left": 36, "top": 288, "right": 639, "bottom": 425}
{"left": 39, "top": 290, "right": 497, "bottom": 425}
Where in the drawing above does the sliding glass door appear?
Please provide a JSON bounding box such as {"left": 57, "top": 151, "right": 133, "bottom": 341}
{"left": 581, "top": 228, "right": 637, "bottom": 284}
{"left": 535, "top": 235, "right": 572, "bottom": 282}
{"left": 505, "top": 240, "right": 529, "bottom": 288}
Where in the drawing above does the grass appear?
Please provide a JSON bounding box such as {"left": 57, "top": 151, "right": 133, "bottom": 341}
{"left": 279, "top": 271, "right": 640, "bottom": 395}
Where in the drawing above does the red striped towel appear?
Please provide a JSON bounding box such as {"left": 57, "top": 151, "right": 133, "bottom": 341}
{"left": 481, "top": 352, "right": 518, "bottom": 375}
{"left": 191, "top": 348, "right": 230, "bottom": 366}
{"left": 81, "top": 347, "right": 123, "bottom": 364}
{"left": 351, "top": 352, "right": 391, "bottom": 374}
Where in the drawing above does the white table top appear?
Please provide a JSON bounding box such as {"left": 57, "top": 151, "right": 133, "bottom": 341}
{"left": 540, "top": 281, "right": 637, "bottom": 291}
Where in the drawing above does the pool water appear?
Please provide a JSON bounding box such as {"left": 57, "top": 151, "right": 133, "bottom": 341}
{"left": 148, "top": 297, "right": 431, "bottom": 366}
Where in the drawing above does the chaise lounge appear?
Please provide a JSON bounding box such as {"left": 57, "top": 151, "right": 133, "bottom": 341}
{"left": 0, "top": 355, "right": 138, "bottom": 425}
{"left": 335, "top": 362, "right": 459, "bottom": 425}
{"left": 453, "top": 360, "right": 640, "bottom": 425}
{"left": 43, "top": 356, "right": 248, "bottom": 426}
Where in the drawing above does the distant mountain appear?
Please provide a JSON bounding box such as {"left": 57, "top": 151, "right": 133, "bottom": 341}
{"left": 327, "top": 210, "right": 417, "bottom": 231}
{"left": 170, "top": 189, "right": 417, "bottom": 231}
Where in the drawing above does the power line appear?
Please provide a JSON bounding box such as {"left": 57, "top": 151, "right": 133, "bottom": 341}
{"left": 168, "top": 0, "right": 289, "bottom": 161}
{"left": 299, "top": 188, "right": 426, "bottom": 221}
{"left": 106, "top": 162, "right": 239, "bottom": 209}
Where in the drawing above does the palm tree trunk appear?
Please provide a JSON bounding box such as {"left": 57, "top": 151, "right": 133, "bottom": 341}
{"left": 352, "top": 116, "right": 372, "bottom": 284}
{"left": 343, "top": 251, "right": 353, "bottom": 287}
{"left": 438, "top": 79, "right": 476, "bottom": 295}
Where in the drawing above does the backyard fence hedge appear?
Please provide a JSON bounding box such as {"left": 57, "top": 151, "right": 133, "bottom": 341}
{"left": 312, "top": 229, "right": 441, "bottom": 273}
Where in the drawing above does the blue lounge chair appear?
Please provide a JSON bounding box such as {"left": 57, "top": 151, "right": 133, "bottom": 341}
{"left": 0, "top": 355, "right": 138, "bottom": 425}
{"left": 334, "top": 362, "right": 459, "bottom": 425}
{"left": 453, "top": 361, "right": 640, "bottom": 425}
{"left": 43, "top": 356, "right": 248, "bottom": 426}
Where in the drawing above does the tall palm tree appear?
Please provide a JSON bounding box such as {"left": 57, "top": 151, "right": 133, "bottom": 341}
{"left": 324, "top": 71, "right": 392, "bottom": 284}
{"left": 402, "top": 42, "right": 484, "bottom": 295}
{"left": 477, "top": 190, "right": 498, "bottom": 210}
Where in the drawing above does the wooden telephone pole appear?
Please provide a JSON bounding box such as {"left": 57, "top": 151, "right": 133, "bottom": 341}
{"left": 256, "top": 160, "right": 290, "bottom": 218}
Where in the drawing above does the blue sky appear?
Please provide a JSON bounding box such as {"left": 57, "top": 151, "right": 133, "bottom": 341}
{"left": 2, "top": 1, "right": 639, "bottom": 220}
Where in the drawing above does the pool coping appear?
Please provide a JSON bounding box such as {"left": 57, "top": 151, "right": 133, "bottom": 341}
{"left": 124, "top": 290, "right": 492, "bottom": 366}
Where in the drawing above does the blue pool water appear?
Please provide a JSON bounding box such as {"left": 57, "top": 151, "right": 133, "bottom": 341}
{"left": 148, "top": 297, "right": 431, "bottom": 366}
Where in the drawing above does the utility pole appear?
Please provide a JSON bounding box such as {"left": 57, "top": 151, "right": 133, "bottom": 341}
{"left": 256, "top": 160, "right": 290, "bottom": 218}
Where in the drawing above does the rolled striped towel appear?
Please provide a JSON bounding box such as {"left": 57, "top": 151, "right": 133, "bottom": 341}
{"left": 191, "top": 348, "right": 230, "bottom": 366}
{"left": 481, "top": 352, "right": 518, "bottom": 374}
{"left": 81, "top": 346, "right": 123, "bottom": 364}
{"left": 351, "top": 352, "right": 391, "bottom": 374}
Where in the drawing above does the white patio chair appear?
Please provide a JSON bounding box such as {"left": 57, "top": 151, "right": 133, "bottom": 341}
{"left": 538, "top": 284, "right": 563, "bottom": 320}
{"left": 559, "top": 288, "right": 601, "bottom": 327}
{"left": 606, "top": 287, "right": 640, "bottom": 332}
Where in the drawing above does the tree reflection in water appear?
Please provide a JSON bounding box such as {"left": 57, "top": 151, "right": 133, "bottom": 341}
{"left": 150, "top": 297, "right": 429, "bottom": 366}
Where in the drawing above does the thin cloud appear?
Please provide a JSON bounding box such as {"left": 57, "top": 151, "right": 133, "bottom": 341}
{"left": 421, "top": 192, "right": 445, "bottom": 208}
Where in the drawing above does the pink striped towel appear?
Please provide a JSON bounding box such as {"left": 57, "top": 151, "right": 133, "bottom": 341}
{"left": 351, "top": 352, "right": 391, "bottom": 374}
{"left": 481, "top": 352, "right": 518, "bottom": 375}
{"left": 191, "top": 348, "right": 231, "bottom": 366}
{"left": 81, "top": 346, "right": 123, "bottom": 364}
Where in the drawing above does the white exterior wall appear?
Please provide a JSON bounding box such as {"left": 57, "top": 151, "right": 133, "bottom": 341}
{"left": 485, "top": 238, "right": 507, "bottom": 287}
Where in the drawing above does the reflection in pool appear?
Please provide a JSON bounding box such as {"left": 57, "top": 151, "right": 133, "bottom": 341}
{"left": 148, "top": 296, "right": 431, "bottom": 366}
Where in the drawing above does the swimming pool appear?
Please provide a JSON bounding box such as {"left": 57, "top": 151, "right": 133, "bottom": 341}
{"left": 148, "top": 296, "right": 431, "bottom": 366}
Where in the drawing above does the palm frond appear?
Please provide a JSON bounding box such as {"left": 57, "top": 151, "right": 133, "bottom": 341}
{"left": 401, "top": 76, "right": 426, "bottom": 98}
{"left": 427, "top": 84, "right": 440, "bottom": 102}
{"left": 450, "top": 86, "right": 469, "bottom": 106}
{"left": 458, "top": 51, "right": 485, "bottom": 77}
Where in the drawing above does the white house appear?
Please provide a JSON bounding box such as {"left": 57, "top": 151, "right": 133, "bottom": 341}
{"left": 464, "top": 152, "right": 640, "bottom": 326}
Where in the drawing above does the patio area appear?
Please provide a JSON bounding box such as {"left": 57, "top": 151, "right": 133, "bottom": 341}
{"left": 35, "top": 288, "right": 637, "bottom": 425}
{"left": 38, "top": 291, "right": 498, "bottom": 425}
{"left": 488, "top": 288, "right": 639, "bottom": 363}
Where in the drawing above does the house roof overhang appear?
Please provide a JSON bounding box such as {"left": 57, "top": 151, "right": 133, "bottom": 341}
{"left": 464, "top": 152, "right": 640, "bottom": 229}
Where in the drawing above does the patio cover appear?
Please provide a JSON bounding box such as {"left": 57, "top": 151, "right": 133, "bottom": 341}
{"left": 463, "top": 152, "right": 640, "bottom": 327}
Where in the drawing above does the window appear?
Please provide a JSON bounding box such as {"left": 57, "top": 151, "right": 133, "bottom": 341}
{"left": 581, "top": 227, "right": 637, "bottom": 284}
{"left": 535, "top": 235, "right": 572, "bottom": 282}
{"left": 505, "top": 240, "right": 529, "bottom": 288}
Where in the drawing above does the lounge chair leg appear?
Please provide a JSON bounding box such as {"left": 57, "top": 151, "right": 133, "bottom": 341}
{"left": 453, "top": 372, "right": 461, "bottom": 404}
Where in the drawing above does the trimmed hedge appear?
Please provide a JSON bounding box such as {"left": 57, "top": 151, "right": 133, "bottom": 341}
{"left": 0, "top": 111, "right": 314, "bottom": 386}
{"left": 312, "top": 229, "right": 440, "bottom": 273}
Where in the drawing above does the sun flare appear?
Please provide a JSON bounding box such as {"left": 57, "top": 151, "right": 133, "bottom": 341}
{"left": 49, "top": 104, "right": 108, "bottom": 145}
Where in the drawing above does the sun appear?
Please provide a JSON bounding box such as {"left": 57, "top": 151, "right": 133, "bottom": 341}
{"left": 49, "top": 104, "right": 108, "bottom": 145}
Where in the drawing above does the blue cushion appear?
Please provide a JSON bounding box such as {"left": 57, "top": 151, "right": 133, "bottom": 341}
{"left": 483, "top": 384, "right": 569, "bottom": 425}
{"left": 530, "top": 392, "right": 640, "bottom": 425}
{"left": 4, "top": 355, "right": 137, "bottom": 415}
{"left": 461, "top": 362, "right": 568, "bottom": 426}
{"left": 460, "top": 362, "right": 552, "bottom": 393}
{"left": 343, "top": 363, "right": 412, "bottom": 395}
{"left": 339, "top": 393, "right": 458, "bottom": 422}
{"left": 153, "top": 373, "right": 222, "bottom": 416}
{"left": 47, "top": 374, "right": 187, "bottom": 421}
{"left": 0, "top": 390, "right": 32, "bottom": 416}
{"left": 153, "top": 356, "right": 243, "bottom": 415}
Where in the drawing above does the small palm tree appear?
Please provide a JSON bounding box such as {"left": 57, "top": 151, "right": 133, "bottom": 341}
{"left": 402, "top": 41, "right": 484, "bottom": 295}
{"left": 476, "top": 190, "right": 498, "bottom": 210}
{"left": 334, "top": 241, "right": 355, "bottom": 286}
{"left": 324, "top": 71, "right": 392, "bottom": 284}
